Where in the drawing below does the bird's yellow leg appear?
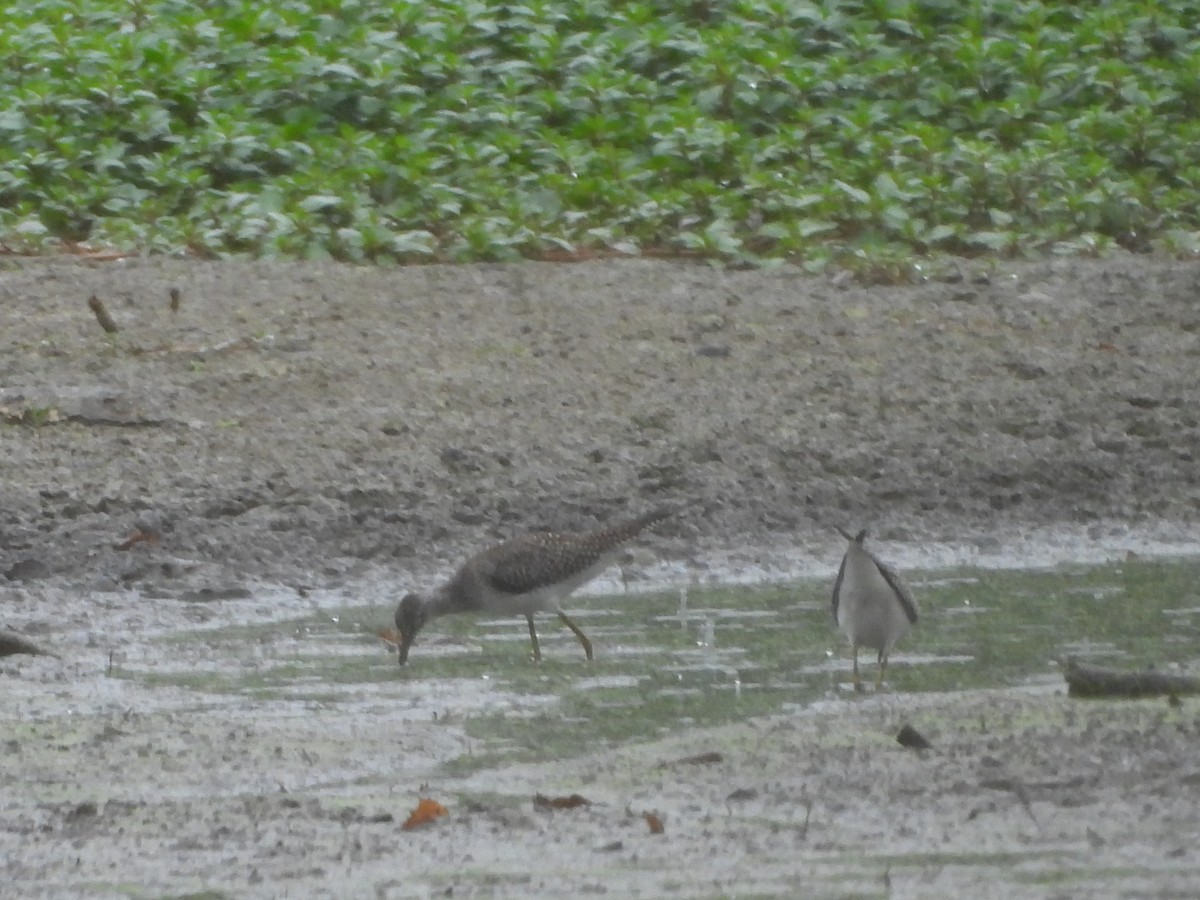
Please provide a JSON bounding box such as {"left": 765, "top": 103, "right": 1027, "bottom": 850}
{"left": 525, "top": 614, "right": 542, "bottom": 663}
{"left": 557, "top": 610, "right": 594, "bottom": 661}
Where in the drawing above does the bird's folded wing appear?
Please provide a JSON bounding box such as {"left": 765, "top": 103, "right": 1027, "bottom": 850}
{"left": 481, "top": 534, "right": 604, "bottom": 595}
{"left": 830, "top": 555, "right": 849, "bottom": 617}
{"left": 875, "top": 556, "right": 919, "bottom": 623}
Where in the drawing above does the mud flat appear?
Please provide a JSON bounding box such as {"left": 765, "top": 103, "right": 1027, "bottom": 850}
{"left": 3, "top": 254, "right": 1200, "bottom": 896}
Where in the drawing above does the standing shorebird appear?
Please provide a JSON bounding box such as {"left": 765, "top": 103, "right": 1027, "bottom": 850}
{"left": 831, "top": 527, "right": 918, "bottom": 691}
{"left": 393, "top": 507, "right": 676, "bottom": 665}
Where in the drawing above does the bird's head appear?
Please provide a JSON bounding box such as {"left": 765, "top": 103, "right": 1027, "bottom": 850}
{"left": 836, "top": 526, "right": 868, "bottom": 545}
{"left": 393, "top": 593, "right": 430, "bottom": 665}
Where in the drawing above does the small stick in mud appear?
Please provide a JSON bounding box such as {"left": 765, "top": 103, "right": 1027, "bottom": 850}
{"left": 1063, "top": 658, "right": 1200, "bottom": 699}
{"left": 87, "top": 295, "right": 119, "bottom": 333}
{"left": 169, "top": 286, "right": 181, "bottom": 312}
{"left": 980, "top": 774, "right": 1038, "bottom": 825}
{"left": 661, "top": 750, "right": 724, "bottom": 767}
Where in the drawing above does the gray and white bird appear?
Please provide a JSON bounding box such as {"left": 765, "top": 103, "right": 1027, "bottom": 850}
{"left": 831, "top": 527, "right": 918, "bottom": 691}
{"left": 393, "top": 507, "right": 676, "bottom": 665}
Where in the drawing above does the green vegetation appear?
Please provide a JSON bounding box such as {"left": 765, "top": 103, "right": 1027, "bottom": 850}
{"left": 3, "top": 1, "right": 1199, "bottom": 270}
{"left": 0, "top": 403, "right": 62, "bottom": 426}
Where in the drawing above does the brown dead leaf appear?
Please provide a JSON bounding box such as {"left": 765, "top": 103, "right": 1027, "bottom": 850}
{"left": 378, "top": 627, "right": 403, "bottom": 649}
{"left": 1096, "top": 341, "right": 1121, "bottom": 353}
{"left": 644, "top": 812, "right": 665, "bottom": 834}
{"left": 401, "top": 797, "right": 448, "bottom": 831}
{"left": 533, "top": 793, "right": 591, "bottom": 810}
{"left": 114, "top": 530, "right": 160, "bottom": 551}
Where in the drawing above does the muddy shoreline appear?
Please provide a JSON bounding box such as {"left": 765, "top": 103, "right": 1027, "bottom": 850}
{"left": 3, "top": 254, "right": 1200, "bottom": 897}
{"left": 2, "top": 254, "right": 1199, "bottom": 599}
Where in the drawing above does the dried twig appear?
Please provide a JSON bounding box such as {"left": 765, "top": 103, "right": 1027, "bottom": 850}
{"left": 660, "top": 751, "right": 723, "bottom": 768}
{"left": 980, "top": 775, "right": 1039, "bottom": 825}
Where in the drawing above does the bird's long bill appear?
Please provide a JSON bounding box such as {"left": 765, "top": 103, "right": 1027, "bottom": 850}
{"left": 397, "top": 629, "right": 416, "bottom": 665}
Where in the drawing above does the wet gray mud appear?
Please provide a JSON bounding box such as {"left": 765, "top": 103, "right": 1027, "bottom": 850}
{"left": 3, "top": 254, "right": 1200, "bottom": 897}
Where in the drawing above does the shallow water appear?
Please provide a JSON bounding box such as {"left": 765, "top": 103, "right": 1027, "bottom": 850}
{"left": 116, "top": 553, "right": 1200, "bottom": 773}
{"left": 10, "top": 551, "right": 1200, "bottom": 899}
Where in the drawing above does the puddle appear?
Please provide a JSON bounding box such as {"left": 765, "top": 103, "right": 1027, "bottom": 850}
{"left": 90, "top": 552, "right": 1200, "bottom": 775}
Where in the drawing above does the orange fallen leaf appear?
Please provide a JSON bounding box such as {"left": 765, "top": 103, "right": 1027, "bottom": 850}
{"left": 114, "top": 530, "right": 160, "bottom": 551}
{"left": 644, "top": 812, "right": 665, "bottom": 835}
{"left": 533, "top": 793, "right": 591, "bottom": 810}
{"left": 401, "top": 798, "right": 448, "bottom": 831}
{"left": 378, "top": 627, "right": 403, "bottom": 648}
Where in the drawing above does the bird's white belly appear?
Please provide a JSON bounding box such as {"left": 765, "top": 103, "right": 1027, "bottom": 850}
{"left": 484, "top": 559, "right": 613, "bottom": 616}
{"left": 836, "top": 565, "right": 912, "bottom": 652}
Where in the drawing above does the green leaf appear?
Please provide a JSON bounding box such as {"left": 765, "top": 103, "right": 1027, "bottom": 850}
{"left": 924, "top": 224, "right": 958, "bottom": 244}
{"left": 834, "top": 180, "right": 870, "bottom": 204}
{"left": 299, "top": 195, "right": 343, "bottom": 212}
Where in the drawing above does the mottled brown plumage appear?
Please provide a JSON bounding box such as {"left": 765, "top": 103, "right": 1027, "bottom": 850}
{"left": 394, "top": 507, "right": 675, "bottom": 665}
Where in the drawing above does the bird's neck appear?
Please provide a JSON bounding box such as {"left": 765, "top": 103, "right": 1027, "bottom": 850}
{"left": 426, "top": 581, "right": 470, "bottom": 619}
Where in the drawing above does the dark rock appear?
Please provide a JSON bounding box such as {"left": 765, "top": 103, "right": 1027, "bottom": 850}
{"left": 896, "top": 724, "right": 932, "bottom": 750}
{"left": 0, "top": 630, "right": 57, "bottom": 657}
{"left": 5, "top": 558, "right": 50, "bottom": 581}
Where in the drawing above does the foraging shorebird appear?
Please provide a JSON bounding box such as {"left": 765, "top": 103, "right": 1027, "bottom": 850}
{"left": 393, "top": 507, "right": 676, "bottom": 665}
{"left": 831, "top": 527, "right": 918, "bottom": 691}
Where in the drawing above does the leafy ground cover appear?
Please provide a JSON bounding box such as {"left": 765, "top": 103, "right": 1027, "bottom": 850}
{"left": 2, "top": 0, "right": 1199, "bottom": 270}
